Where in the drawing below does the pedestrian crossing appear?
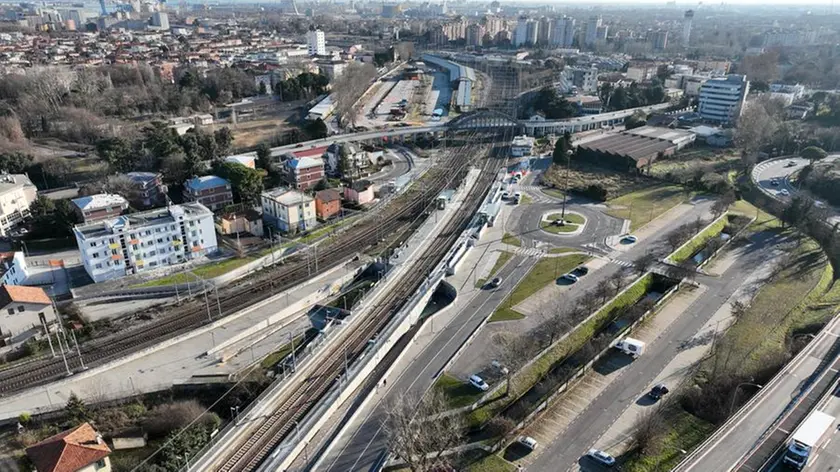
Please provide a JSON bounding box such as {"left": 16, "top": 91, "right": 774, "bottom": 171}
{"left": 609, "top": 258, "right": 634, "bottom": 268}
{"left": 511, "top": 247, "right": 546, "bottom": 257}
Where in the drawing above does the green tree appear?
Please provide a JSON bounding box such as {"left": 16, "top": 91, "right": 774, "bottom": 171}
{"left": 624, "top": 111, "right": 647, "bottom": 130}
{"left": 65, "top": 392, "right": 89, "bottom": 423}
{"left": 143, "top": 122, "right": 181, "bottom": 160}
{"left": 304, "top": 119, "right": 328, "bottom": 139}
{"left": 96, "top": 137, "right": 135, "bottom": 172}
{"left": 0, "top": 152, "right": 33, "bottom": 174}
{"left": 214, "top": 128, "right": 234, "bottom": 157}
{"left": 801, "top": 146, "right": 828, "bottom": 163}
{"left": 552, "top": 132, "right": 573, "bottom": 165}
{"left": 214, "top": 161, "right": 264, "bottom": 205}
{"left": 255, "top": 143, "right": 272, "bottom": 171}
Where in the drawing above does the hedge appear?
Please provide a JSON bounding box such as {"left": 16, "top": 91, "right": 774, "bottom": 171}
{"left": 669, "top": 215, "right": 728, "bottom": 264}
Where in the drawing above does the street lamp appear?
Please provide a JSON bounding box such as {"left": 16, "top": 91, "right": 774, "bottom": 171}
{"left": 729, "top": 381, "right": 763, "bottom": 417}
{"left": 561, "top": 149, "right": 572, "bottom": 219}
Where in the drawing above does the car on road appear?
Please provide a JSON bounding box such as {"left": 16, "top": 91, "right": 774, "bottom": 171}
{"left": 517, "top": 436, "right": 538, "bottom": 451}
{"left": 786, "top": 160, "right": 798, "bottom": 167}
{"left": 770, "top": 178, "right": 780, "bottom": 186}
{"left": 501, "top": 191, "right": 510, "bottom": 200}
{"left": 648, "top": 384, "right": 669, "bottom": 401}
{"left": 622, "top": 235, "right": 638, "bottom": 244}
{"left": 490, "top": 277, "right": 503, "bottom": 288}
{"left": 586, "top": 449, "right": 616, "bottom": 467}
{"left": 469, "top": 374, "right": 489, "bottom": 391}
{"left": 561, "top": 273, "right": 579, "bottom": 283}
{"left": 572, "top": 266, "right": 589, "bottom": 277}
{"left": 780, "top": 189, "right": 790, "bottom": 196}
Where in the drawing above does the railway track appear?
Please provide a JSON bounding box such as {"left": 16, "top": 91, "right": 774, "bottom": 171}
{"left": 209, "top": 133, "right": 500, "bottom": 472}
{"left": 0, "top": 146, "right": 466, "bottom": 396}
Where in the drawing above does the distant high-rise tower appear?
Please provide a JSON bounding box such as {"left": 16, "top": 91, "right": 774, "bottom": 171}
{"left": 307, "top": 25, "right": 326, "bottom": 55}
{"left": 99, "top": 0, "right": 107, "bottom": 16}
{"left": 151, "top": 11, "right": 169, "bottom": 29}
{"left": 683, "top": 10, "right": 694, "bottom": 46}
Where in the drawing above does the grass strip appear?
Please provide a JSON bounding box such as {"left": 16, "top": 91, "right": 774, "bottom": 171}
{"left": 502, "top": 233, "right": 522, "bottom": 247}
{"left": 606, "top": 185, "right": 691, "bottom": 231}
{"left": 669, "top": 215, "right": 728, "bottom": 263}
{"left": 477, "top": 251, "right": 514, "bottom": 288}
{"left": 434, "top": 373, "right": 487, "bottom": 409}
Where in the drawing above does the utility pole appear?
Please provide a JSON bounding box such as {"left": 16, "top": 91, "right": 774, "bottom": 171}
{"left": 56, "top": 332, "right": 72, "bottom": 376}
{"left": 70, "top": 329, "right": 86, "bottom": 370}
{"left": 561, "top": 149, "right": 572, "bottom": 219}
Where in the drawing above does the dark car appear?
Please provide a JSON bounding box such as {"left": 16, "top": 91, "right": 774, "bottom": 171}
{"left": 572, "top": 266, "right": 589, "bottom": 277}
{"left": 648, "top": 384, "right": 669, "bottom": 401}
{"left": 490, "top": 277, "right": 503, "bottom": 288}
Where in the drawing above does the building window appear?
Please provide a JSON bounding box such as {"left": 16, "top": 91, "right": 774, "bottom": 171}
{"left": 95, "top": 459, "right": 106, "bottom": 469}
{"left": 157, "top": 238, "right": 163, "bottom": 243}
{"left": 92, "top": 253, "right": 99, "bottom": 259}
{"left": 111, "top": 249, "right": 118, "bottom": 255}
{"left": 17, "top": 306, "right": 24, "bottom": 313}
{"left": 89, "top": 242, "right": 96, "bottom": 248}
{"left": 95, "top": 263, "right": 102, "bottom": 269}
{"left": 150, "top": 250, "right": 156, "bottom": 256}
{"left": 7, "top": 309, "right": 13, "bottom": 315}
{"left": 132, "top": 245, "right": 138, "bottom": 250}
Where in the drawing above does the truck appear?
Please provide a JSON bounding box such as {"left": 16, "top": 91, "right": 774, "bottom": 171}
{"left": 783, "top": 410, "right": 836, "bottom": 469}
{"left": 614, "top": 337, "right": 646, "bottom": 358}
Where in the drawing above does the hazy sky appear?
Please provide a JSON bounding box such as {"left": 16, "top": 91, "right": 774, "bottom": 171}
{"left": 565, "top": 0, "right": 835, "bottom": 4}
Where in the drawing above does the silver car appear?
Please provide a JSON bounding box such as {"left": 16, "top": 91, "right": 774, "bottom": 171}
{"left": 586, "top": 449, "right": 616, "bottom": 467}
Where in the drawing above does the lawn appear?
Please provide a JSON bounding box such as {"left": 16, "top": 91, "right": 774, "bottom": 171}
{"left": 668, "top": 214, "right": 728, "bottom": 263}
{"left": 477, "top": 251, "right": 514, "bottom": 288}
{"left": 464, "top": 453, "right": 517, "bottom": 472}
{"left": 543, "top": 162, "right": 658, "bottom": 200}
{"left": 489, "top": 254, "right": 589, "bottom": 323}
{"left": 135, "top": 257, "right": 255, "bottom": 287}
{"left": 502, "top": 233, "right": 522, "bottom": 247}
{"left": 434, "top": 373, "right": 486, "bottom": 409}
{"left": 520, "top": 194, "right": 533, "bottom": 204}
{"left": 542, "top": 187, "right": 565, "bottom": 200}
{"left": 549, "top": 247, "right": 578, "bottom": 254}
{"left": 260, "top": 334, "right": 305, "bottom": 369}
{"left": 540, "top": 221, "right": 579, "bottom": 233}
{"left": 606, "top": 185, "right": 691, "bottom": 231}
{"left": 546, "top": 213, "right": 586, "bottom": 224}
{"left": 621, "top": 411, "right": 715, "bottom": 472}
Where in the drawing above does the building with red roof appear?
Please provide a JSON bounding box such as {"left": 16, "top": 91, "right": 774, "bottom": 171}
{"left": 26, "top": 422, "right": 112, "bottom": 472}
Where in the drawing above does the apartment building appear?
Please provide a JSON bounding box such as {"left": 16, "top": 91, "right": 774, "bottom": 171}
{"left": 0, "top": 174, "right": 37, "bottom": 237}
{"left": 261, "top": 188, "right": 316, "bottom": 234}
{"left": 72, "top": 193, "right": 129, "bottom": 223}
{"left": 183, "top": 175, "right": 233, "bottom": 212}
{"left": 698, "top": 74, "right": 750, "bottom": 124}
{"left": 125, "top": 172, "right": 167, "bottom": 209}
{"left": 510, "top": 135, "right": 535, "bottom": 157}
{"left": 74, "top": 203, "right": 217, "bottom": 283}
{"left": 285, "top": 157, "right": 325, "bottom": 191}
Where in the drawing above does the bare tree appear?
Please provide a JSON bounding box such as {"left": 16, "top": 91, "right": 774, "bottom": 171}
{"left": 595, "top": 279, "right": 614, "bottom": 304}
{"left": 633, "top": 252, "right": 658, "bottom": 275}
{"left": 735, "top": 100, "right": 781, "bottom": 164}
{"left": 384, "top": 389, "right": 465, "bottom": 472}
{"left": 712, "top": 191, "right": 737, "bottom": 218}
{"left": 332, "top": 62, "right": 376, "bottom": 128}
{"left": 632, "top": 404, "right": 669, "bottom": 455}
{"left": 609, "top": 269, "right": 628, "bottom": 293}
{"left": 491, "top": 331, "right": 535, "bottom": 372}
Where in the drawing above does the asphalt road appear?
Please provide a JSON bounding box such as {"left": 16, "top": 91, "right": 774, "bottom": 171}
{"left": 803, "top": 383, "right": 840, "bottom": 472}
{"left": 315, "top": 254, "right": 535, "bottom": 472}
{"left": 752, "top": 155, "right": 840, "bottom": 224}
{"left": 526, "top": 230, "right": 792, "bottom": 472}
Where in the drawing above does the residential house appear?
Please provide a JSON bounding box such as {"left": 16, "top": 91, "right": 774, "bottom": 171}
{"left": 0, "top": 252, "right": 29, "bottom": 285}
{"left": 344, "top": 180, "right": 375, "bottom": 205}
{"left": 216, "top": 210, "right": 264, "bottom": 237}
{"left": 74, "top": 203, "right": 217, "bottom": 283}
{"left": 0, "top": 173, "right": 37, "bottom": 237}
{"left": 124, "top": 172, "right": 167, "bottom": 209}
{"left": 183, "top": 175, "right": 233, "bottom": 212}
{"left": 0, "top": 285, "right": 55, "bottom": 346}
{"left": 315, "top": 189, "right": 341, "bottom": 220}
{"left": 261, "top": 188, "right": 317, "bottom": 234}
{"left": 285, "top": 157, "right": 325, "bottom": 191}
{"left": 71, "top": 194, "right": 129, "bottom": 223}
{"left": 510, "top": 135, "right": 535, "bottom": 157}
{"left": 26, "top": 422, "right": 112, "bottom": 472}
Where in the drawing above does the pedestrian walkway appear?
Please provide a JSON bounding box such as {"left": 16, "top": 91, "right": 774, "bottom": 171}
{"left": 510, "top": 246, "right": 546, "bottom": 258}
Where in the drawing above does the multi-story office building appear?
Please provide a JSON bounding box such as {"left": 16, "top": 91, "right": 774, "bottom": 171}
{"left": 72, "top": 193, "right": 129, "bottom": 223}
{"left": 514, "top": 17, "right": 532, "bottom": 46}
{"left": 484, "top": 15, "right": 506, "bottom": 38}
{"left": 537, "top": 17, "right": 552, "bottom": 44}
{"left": 261, "top": 189, "right": 317, "bottom": 234}
{"left": 183, "top": 175, "right": 233, "bottom": 212}
{"left": 698, "top": 75, "right": 750, "bottom": 124}
{"left": 74, "top": 203, "right": 217, "bottom": 283}
{"left": 0, "top": 174, "right": 37, "bottom": 237}
{"left": 307, "top": 26, "right": 326, "bottom": 56}
{"left": 683, "top": 10, "right": 694, "bottom": 46}
{"left": 151, "top": 11, "right": 168, "bottom": 29}
{"left": 650, "top": 30, "right": 669, "bottom": 51}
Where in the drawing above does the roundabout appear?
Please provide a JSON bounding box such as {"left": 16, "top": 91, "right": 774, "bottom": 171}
{"left": 540, "top": 211, "right": 587, "bottom": 235}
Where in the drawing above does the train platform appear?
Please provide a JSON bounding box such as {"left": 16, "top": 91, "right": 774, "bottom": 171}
{"left": 0, "top": 259, "right": 366, "bottom": 421}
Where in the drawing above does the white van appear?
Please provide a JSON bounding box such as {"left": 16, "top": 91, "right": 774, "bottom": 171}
{"left": 614, "top": 337, "right": 646, "bottom": 358}
{"left": 468, "top": 374, "right": 489, "bottom": 391}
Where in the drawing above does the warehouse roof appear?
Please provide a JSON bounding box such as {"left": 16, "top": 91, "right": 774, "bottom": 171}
{"left": 578, "top": 134, "right": 674, "bottom": 161}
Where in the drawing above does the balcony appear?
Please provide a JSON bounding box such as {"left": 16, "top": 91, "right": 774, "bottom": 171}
{"left": 109, "top": 243, "right": 120, "bottom": 250}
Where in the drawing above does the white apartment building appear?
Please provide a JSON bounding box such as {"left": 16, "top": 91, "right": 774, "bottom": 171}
{"left": 698, "top": 74, "right": 750, "bottom": 125}
{"left": 74, "top": 203, "right": 218, "bottom": 283}
{"left": 514, "top": 17, "right": 530, "bottom": 46}
{"left": 261, "top": 188, "right": 317, "bottom": 234}
{"left": 307, "top": 26, "right": 326, "bottom": 56}
{"left": 551, "top": 16, "right": 576, "bottom": 48}
{"left": 0, "top": 174, "right": 37, "bottom": 237}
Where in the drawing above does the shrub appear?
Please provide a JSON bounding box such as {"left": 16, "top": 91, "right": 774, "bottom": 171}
{"left": 143, "top": 400, "right": 205, "bottom": 438}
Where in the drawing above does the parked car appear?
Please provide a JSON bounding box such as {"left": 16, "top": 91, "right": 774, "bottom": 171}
{"left": 572, "top": 266, "right": 589, "bottom": 277}
{"left": 561, "top": 273, "right": 579, "bottom": 283}
{"left": 586, "top": 449, "right": 616, "bottom": 467}
{"left": 518, "top": 436, "right": 538, "bottom": 450}
{"left": 770, "top": 178, "right": 780, "bottom": 186}
{"left": 468, "top": 374, "right": 489, "bottom": 391}
{"left": 780, "top": 189, "right": 790, "bottom": 196}
{"left": 490, "top": 277, "right": 503, "bottom": 288}
{"left": 622, "top": 235, "right": 638, "bottom": 244}
{"left": 786, "top": 160, "right": 798, "bottom": 167}
{"left": 648, "top": 384, "right": 670, "bottom": 401}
